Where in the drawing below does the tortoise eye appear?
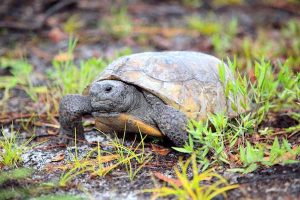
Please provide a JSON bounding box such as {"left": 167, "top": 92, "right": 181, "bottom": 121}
{"left": 104, "top": 85, "right": 112, "bottom": 92}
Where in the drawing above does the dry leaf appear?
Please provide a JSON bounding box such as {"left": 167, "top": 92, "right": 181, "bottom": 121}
{"left": 51, "top": 153, "right": 65, "bottom": 162}
{"left": 88, "top": 154, "right": 120, "bottom": 164}
{"left": 33, "top": 121, "right": 60, "bottom": 129}
{"left": 47, "top": 129, "right": 58, "bottom": 135}
{"left": 153, "top": 171, "right": 182, "bottom": 187}
{"left": 151, "top": 144, "right": 171, "bottom": 156}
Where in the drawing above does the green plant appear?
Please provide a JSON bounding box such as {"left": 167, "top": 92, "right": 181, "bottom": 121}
{"left": 0, "top": 125, "right": 35, "bottom": 167}
{"left": 273, "top": 59, "right": 300, "bottom": 111}
{"left": 50, "top": 38, "right": 107, "bottom": 95}
{"left": 57, "top": 132, "right": 94, "bottom": 187}
{"left": 49, "top": 37, "right": 131, "bottom": 96}
{"left": 231, "top": 138, "right": 300, "bottom": 173}
{"left": 174, "top": 57, "right": 299, "bottom": 172}
{"left": 145, "top": 154, "right": 238, "bottom": 200}
{"left": 0, "top": 57, "right": 46, "bottom": 103}
{"left": 187, "top": 16, "right": 221, "bottom": 36}
{"left": 281, "top": 20, "right": 300, "bottom": 66}
{"left": 0, "top": 168, "right": 34, "bottom": 199}
{"left": 88, "top": 141, "right": 119, "bottom": 177}
{"left": 250, "top": 60, "right": 277, "bottom": 124}
{"left": 99, "top": 7, "right": 132, "bottom": 39}
{"left": 188, "top": 14, "right": 239, "bottom": 52}
{"left": 55, "top": 129, "right": 151, "bottom": 185}
{"left": 63, "top": 15, "right": 84, "bottom": 35}
{"left": 58, "top": 167, "right": 88, "bottom": 188}
{"left": 0, "top": 167, "right": 33, "bottom": 184}
{"left": 109, "top": 131, "right": 152, "bottom": 181}
{"left": 0, "top": 167, "right": 84, "bottom": 200}
{"left": 174, "top": 113, "right": 229, "bottom": 171}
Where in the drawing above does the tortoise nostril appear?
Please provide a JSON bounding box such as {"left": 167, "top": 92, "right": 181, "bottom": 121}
{"left": 104, "top": 85, "right": 112, "bottom": 93}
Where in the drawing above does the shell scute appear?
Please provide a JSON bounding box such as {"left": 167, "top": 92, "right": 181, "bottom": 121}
{"left": 92, "top": 51, "right": 241, "bottom": 120}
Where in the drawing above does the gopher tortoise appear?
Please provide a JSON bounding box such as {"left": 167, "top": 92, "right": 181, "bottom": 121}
{"left": 59, "top": 51, "right": 240, "bottom": 146}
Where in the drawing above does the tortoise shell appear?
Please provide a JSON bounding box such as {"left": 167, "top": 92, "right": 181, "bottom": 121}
{"left": 91, "top": 51, "right": 238, "bottom": 121}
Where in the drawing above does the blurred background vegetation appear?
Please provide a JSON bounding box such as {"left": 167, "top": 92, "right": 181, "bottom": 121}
{"left": 0, "top": 1, "right": 299, "bottom": 199}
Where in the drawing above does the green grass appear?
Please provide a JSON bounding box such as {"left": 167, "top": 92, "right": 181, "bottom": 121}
{"left": 0, "top": 167, "right": 33, "bottom": 184}
{"left": 99, "top": 7, "right": 132, "bottom": 39}
{"left": 49, "top": 37, "right": 131, "bottom": 96}
{"left": 187, "top": 17, "right": 238, "bottom": 57}
{"left": 57, "top": 132, "right": 91, "bottom": 187}
{"left": 237, "top": 20, "right": 300, "bottom": 68}
{"left": 230, "top": 138, "right": 300, "bottom": 173}
{"left": 174, "top": 57, "right": 300, "bottom": 171}
{"left": 63, "top": 15, "right": 84, "bottom": 35}
{"left": 187, "top": 16, "right": 222, "bottom": 36}
{"left": 0, "top": 11, "right": 299, "bottom": 199}
{"left": 0, "top": 57, "right": 47, "bottom": 104}
{"left": 0, "top": 168, "right": 34, "bottom": 199}
{"left": 0, "top": 125, "right": 35, "bottom": 167}
{"left": 49, "top": 38, "right": 107, "bottom": 95}
{"left": 51, "top": 130, "right": 152, "bottom": 187}
{"left": 109, "top": 131, "right": 152, "bottom": 181}
{"left": 145, "top": 154, "right": 238, "bottom": 200}
{"left": 0, "top": 167, "right": 84, "bottom": 200}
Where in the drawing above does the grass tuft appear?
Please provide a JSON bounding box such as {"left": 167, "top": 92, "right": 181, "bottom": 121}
{"left": 0, "top": 125, "right": 35, "bottom": 167}
{"left": 145, "top": 154, "right": 238, "bottom": 200}
{"left": 174, "top": 57, "right": 300, "bottom": 172}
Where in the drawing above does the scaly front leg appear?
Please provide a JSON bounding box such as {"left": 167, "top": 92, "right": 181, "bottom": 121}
{"left": 59, "top": 94, "right": 93, "bottom": 141}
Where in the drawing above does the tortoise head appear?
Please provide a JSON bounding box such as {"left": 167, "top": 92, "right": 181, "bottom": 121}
{"left": 89, "top": 80, "right": 136, "bottom": 113}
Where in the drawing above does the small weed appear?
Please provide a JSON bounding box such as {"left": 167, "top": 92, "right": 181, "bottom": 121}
{"left": 0, "top": 167, "right": 84, "bottom": 200}
{"left": 187, "top": 16, "right": 238, "bottom": 57}
{"left": 0, "top": 167, "right": 33, "bottom": 184}
{"left": 281, "top": 20, "right": 300, "bottom": 66}
{"left": 63, "top": 15, "right": 84, "bottom": 35}
{"left": 109, "top": 131, "right": 152, "bottom": 181}
{"left": 0, "top": 125, "right": 35, "bottom": 167}
{"left": 187, "top": 16, "right": 222, "bottom": 36}
{"left": 88, "top": 141, "right": 120, "bottom": 177}
{"left": 50, "top": 38, "right": 106, "bottom": 95}
{"left": 145, "top": 154, "right": 238, "bottom": 200}
{"left": 174, "top": 113, "right": 229, "bottom": 171}
{"left": 0, "top": 57, "right": 46, "bottom": 103}
{"left": 99, "top": 7, "right": 132, "bottom": 39}
{"left": 230, "top": 138, "right": 300, "bottom": 173}
{"left": 175, "top": 57, "right": 299, "bottom": 172}
{"left": 49, "top": 37, "right": 131, "bottom": 96}
{"left": 58, "top": 167, "right": 88, "bottom": 188}
{"left": 55, "top": 130, "right": 151, "bottom": 185}
{"left": 57, "top": 132, "right": 92, "bottom": 187}
{"left": 238, "top": 20, "right": 300, "bottom": 67}
{"left": 0, "top": 167, "right": 34, "bottom": 199}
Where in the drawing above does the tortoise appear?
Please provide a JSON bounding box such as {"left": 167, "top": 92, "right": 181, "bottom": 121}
{"left": 59, "top": 51, "right": 240, "bottom": 147}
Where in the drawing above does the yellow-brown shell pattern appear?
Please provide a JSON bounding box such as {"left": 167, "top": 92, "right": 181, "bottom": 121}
{"left": 93, "top": 51, "right": 239, "bottom": 121}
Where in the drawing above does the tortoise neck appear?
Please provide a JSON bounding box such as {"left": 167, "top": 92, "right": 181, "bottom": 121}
{"left": 127, "top": 88, "right": 145, "bottom": 112}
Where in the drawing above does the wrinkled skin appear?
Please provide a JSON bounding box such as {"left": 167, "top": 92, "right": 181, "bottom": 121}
{"left": 59, "top": 80, "right": 188, "bottom": 146}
